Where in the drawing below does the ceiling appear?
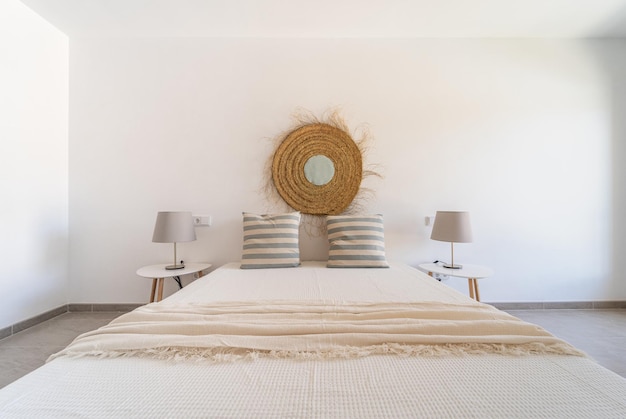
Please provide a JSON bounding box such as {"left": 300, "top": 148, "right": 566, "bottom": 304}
{"left": 19, "top": 0, "right": 626, "bottom": 38}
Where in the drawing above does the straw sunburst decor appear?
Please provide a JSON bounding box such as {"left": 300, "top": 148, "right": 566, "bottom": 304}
{"left": 268, "top": 109, "right": 380, "bottom": 217}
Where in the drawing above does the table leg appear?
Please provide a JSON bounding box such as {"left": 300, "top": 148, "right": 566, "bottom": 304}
{"left": 150, "top": 278, "right": 157, "bottom": 303}
{"left": 473, "top": 278, "right": 481, "bottom": 302}
{"left": 157, "top": 278, "right": 164, "bottom": 301}
{"left": 468, "top": 278, "right": 480, "bottom": 302}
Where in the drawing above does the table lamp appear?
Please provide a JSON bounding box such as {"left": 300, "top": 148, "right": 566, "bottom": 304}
{"left": 430, "top": 211, "right": 473, "bottom": 269}
{"left": 152, "top": 211, "right": 196, "bottom": 270}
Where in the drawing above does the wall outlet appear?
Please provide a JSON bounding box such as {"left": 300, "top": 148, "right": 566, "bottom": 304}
{"left": 193, "top": 215, "right": 211, "bottom": 227}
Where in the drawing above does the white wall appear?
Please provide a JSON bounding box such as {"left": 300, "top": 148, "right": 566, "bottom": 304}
{"left": 0, "top": 0, "right": 68, "bottom": 328}
{"left": 68, "top": 37, "right": 625, "bottom": 303}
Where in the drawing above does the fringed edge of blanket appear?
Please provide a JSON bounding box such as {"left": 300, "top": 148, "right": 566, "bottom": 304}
{"left": 50, "top": 342, "right": 586, "bottom": 363}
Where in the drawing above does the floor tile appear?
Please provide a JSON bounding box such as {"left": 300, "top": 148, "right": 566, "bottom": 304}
{"left": 0, "top": 312, "right": 120, "bottom": 389}
{"left": 508, "top": 309, "right": 626, "bottom": 378}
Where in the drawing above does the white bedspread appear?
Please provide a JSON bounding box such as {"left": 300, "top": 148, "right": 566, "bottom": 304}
{"left": 165, "top": 261, "right": 472, "bottom": 304}
{"left": 3, "top": 354, "right": 626, "bottom": 418}
{"left": 1, "top": 262, "right": 625, "bottom": 418}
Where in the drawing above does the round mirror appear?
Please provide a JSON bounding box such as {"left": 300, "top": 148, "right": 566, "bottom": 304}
{"left": 304, "top": 155, "right": 335, "bottom": 186}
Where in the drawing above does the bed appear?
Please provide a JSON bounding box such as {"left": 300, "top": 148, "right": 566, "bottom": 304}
{"left": 1, "top": 262, "right": 625, "bottom": 418}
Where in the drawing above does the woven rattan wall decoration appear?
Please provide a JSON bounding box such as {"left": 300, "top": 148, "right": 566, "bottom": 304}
{"left": 268, "top": 109, "right": 379, "bottom": 216}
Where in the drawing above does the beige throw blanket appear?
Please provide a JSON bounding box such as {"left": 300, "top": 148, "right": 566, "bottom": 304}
{"left": 50, "top": 300, "right": 584, "bottom": 362}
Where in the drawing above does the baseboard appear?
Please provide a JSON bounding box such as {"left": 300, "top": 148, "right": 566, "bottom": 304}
{"left": 489, "top": 301, "right": 626, "bottom": 310}
{"left": 68, "top": 303, "right": 142, "bottom": 312}
{"left": 0, "top": 303, "right": 142, "bottom": 341}
{"left": 0, "top": 305, "right": 68, "bottom": 341}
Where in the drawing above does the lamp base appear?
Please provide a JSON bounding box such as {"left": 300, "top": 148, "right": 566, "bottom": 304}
{"left": 165, "top": 264, "right": 185, "bottom": 270}
{"left": 441, "top": 263, "right": 463, "bottom": 269}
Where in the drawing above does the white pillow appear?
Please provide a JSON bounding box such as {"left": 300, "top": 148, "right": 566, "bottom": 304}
{"left": 327, "top": 214, "right": 389, "bottom": 268}
{"left": 240, "top": 212, "right": 301, "bottom": 269}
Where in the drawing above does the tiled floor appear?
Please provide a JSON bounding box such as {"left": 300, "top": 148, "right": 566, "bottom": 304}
{"left": 0, "top": 309, "right": 624, "bottom": 390}
{"left": 0, "top": 311, "right": 121, "bottom": 389}
{"left": 508, "top": 309, "right": 626, "bottom": 378}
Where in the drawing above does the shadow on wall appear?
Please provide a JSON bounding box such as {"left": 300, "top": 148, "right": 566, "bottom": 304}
{"left": 299, "top": 223, "right": 330, "bottom": 262}
{"left": 590, "top": 4, "right": 626, "bottom": 299}
{"left": 587, "top": 41, "right": 626, "bottom": 299}
{"left": 589, "top": 4, "right": 626, "bottom": 37}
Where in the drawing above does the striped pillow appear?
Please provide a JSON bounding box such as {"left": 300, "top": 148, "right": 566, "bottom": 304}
{"left": 327, "top": 214, "right": 389, "bottom": 268}
{"left": 240, "top": 212, "right": 301, "bottom": 269}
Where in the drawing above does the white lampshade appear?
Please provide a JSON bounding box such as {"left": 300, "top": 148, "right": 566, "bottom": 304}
{"left": 152, "top": 211, "right": 196, "bottom": 270}
{"left": 152, "top": 211, "right": 196, "bottom": 244}
{"left": 430, "top": 211, "right": 473, "bottom": 243}
{"left": 430, "top": 211, "right": 472, "bottom": 269}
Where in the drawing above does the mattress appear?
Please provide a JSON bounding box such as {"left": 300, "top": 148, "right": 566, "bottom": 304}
{"left": 1, "top": 262, "right": 625, "bottom": 418}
